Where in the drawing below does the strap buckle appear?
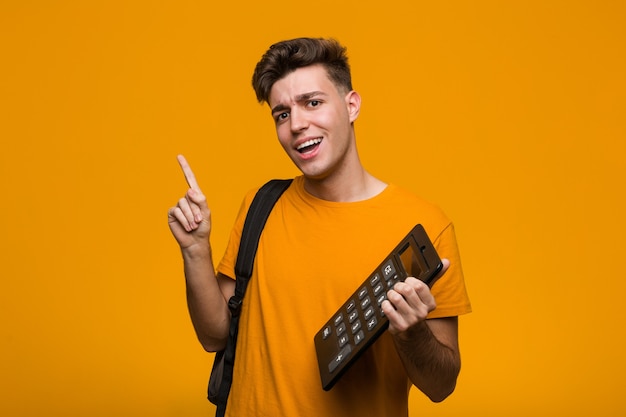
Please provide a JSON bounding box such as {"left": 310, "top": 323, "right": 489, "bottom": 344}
{"left": 228, "top": 296, "right": 242, "bottom": 317}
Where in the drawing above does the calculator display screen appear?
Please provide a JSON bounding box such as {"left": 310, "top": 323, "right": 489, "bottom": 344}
{"left": 398, "top": 239, "right": 425, "bottom": 278}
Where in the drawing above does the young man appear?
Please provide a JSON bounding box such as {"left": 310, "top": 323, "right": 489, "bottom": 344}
{"left": 168, "top": 37, "right": 471, "bottom": 416}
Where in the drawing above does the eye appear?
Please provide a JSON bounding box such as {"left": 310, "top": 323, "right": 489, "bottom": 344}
{"left": 275, "top": 112, "right": 289, "bottom": 122}
{"left": 308, "top": 100, "right": 321, "bottom": 108}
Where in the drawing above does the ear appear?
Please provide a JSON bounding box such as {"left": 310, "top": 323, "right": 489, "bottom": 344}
{"left": 345, "top": 90, "right": 361, "bottom": 123}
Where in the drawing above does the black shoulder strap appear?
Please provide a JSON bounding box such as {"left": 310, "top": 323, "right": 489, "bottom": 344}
{"left": 230, "top": 179, "right": 293, "bottom": 313}
{"left": 215, "top": 178, "right": 292, "bottom": 416}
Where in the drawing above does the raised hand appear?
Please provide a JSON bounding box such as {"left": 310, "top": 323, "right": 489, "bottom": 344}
{"left": 168, "top": 155, "right": 212, "bottom": 250}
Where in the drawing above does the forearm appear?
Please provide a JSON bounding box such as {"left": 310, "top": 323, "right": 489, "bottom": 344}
{"left": 182, "top": 243, "right": 231, "bottom": 352}
{"left": 393, "top": 317, "right": 460, "bottom": 402}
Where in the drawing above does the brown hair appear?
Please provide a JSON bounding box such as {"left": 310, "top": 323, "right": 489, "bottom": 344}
{"left": 251, "top": 37, "right": 353, "bottom": 104}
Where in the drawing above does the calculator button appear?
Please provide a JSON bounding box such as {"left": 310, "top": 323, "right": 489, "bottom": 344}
{"left": 377, "top": 293, "right": 386, "bottom": 306}
{"left": 354, "top": 330, "right": 365, "bottom": 345}
{"left": 382, "top": 259, "right": 396, "bottom": 281}
{"left": 328, "top": 345, "right": 352, "bottom": 373}
{"left": 334, "top": 314, "right": 344, "bottom": 327}
{"left": 363, "top": 306, "right": 375, "bottom": 321}
{"left": 346, "top": 299, "right": 356, "bottom": 312}
{"left": 366, "top": 316, "right": 378, "bottom": 331}
{"left": 348, "top": 310, "right": 358, "bottom": 323}
{"left": 336, "top": 322, "right": 346, "bottom": 336}
{"left": 338, "top": 333, "right": 349, "bottom": 348}
{"left": 351, "top": 320, "right": 362, "bottom": 334}
{"left": 360, "top": 296, "right": 371, "bottom": 310}
{"left": 370, "top": 273, "right": 381, "bottom": 287}
{"left": 322, "top": 325, "right": 332, "bottom": 340}
{"left": 358, "top": 287, "right": 368, "bottom": 299}
{"left": 373, "top": 283, "right": 384, "bottom": 296}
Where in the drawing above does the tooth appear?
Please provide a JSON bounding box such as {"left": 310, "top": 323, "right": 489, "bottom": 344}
{"left": 298, "top": 139, "right": 320, "bottom": 150}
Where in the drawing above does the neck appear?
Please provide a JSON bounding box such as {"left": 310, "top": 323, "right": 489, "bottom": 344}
{"left": 303, "top": 168, "right": 387, "bottom": 202}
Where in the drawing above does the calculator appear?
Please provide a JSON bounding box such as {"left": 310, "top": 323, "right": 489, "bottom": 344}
{"left": 313, "top": 224, "right": 443, "bottom": 391}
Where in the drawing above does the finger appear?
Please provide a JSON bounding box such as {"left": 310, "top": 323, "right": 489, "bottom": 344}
{"left": 425, "top": 258, "right": 450, "bottom": 288}
{"left": 177, "top": 154, "right": 201, "bottom": 191}
{"left": 172, "top": 195, "right": 204, "bottom": 232}
{"left": 382, "top": 300, "right": 410, "bottom": 333}
{"left": 168, "top": 205, "right": 195, "bottom": 232}
{"left": 185, "top": 189, "right": 205, "bottom": 223}
{"left": 404, "top": 278, "right": 436, "bottom": 308}
{"left": 434, "top": 258, "right": 450, "bottom": 280}
{"left": 385, "top": 284, "right": 416, "bottom": 314}
{"left": 389, "top": 279, "right": 435, "bottom": 316}
{"left": 180, "top": 195, "right": 201, "bottom": 226}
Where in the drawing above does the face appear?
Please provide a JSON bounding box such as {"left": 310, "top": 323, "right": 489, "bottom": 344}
{"left": 268, "top": 64, "right": 361, "bottom": 182}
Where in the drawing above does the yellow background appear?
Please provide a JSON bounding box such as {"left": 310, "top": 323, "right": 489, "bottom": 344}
{"left": 1, "top": 1, "right": 624, "bottom": 416}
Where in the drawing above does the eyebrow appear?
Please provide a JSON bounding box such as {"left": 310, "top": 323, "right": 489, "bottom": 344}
{"left": 271, "top": 91, "right": 327, "bottom": 114}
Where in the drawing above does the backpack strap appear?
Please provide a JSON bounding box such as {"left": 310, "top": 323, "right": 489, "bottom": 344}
{"left": 214, "top": 178, "right": 293, "bottom": 416}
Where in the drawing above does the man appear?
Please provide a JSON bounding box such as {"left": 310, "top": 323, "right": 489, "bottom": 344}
{"left": 168, "top": 37, "right": 471, "bottom": 416}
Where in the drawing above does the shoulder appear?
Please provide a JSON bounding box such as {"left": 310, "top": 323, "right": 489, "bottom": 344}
{"left": 385, "top": 184, "right": 448, "bottom": 217}
{"left": 381, "top": 184, "right": 452, "bottom": 239}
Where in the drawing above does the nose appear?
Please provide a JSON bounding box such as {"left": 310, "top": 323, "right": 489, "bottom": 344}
{"left": 289, "top": 108, "right": 309, "bottom": 133}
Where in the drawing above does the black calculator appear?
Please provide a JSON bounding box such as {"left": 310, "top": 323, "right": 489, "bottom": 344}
{"left": 313, "top": 224, "right": 443, "bottom": 391}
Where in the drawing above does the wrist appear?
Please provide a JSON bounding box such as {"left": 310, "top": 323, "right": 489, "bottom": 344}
{"left": 181, "top": 241, "right": 213, "bottom": 261}
{"left": 395, "top": 320, "right": 431, "bottom": 344}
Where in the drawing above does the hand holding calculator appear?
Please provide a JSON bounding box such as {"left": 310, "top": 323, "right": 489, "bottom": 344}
{"left": 313, "top": 224, "right": 443, "bottom": 390}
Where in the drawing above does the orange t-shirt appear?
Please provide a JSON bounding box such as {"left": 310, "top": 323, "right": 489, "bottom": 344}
{"left": 217, "top": 176, "right": 471, "bottom": 416}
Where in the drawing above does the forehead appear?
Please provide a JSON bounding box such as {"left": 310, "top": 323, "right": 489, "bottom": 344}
{"left": 268, "top": 65, "right": 339, "bottom": 107}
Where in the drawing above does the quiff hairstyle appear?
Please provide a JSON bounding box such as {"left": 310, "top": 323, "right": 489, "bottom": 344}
{"left": 251, "top": 37, "right": 353, "bottom": 104}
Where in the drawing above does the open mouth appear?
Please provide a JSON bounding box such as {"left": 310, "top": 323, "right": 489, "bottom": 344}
{"left": 297, "top": 138, "right": 322, "bottom": 153}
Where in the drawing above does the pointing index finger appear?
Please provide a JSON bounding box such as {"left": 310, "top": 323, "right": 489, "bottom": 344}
{"left": 177, "top": 154, "right": 201, "bottom": 191}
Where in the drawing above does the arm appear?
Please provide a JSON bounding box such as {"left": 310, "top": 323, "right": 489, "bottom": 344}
{"left": 168, "top": 155, "right": 235, "bottom": 352}
{"left": 382, "top": 259, "right": 461, "bottom": 402}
